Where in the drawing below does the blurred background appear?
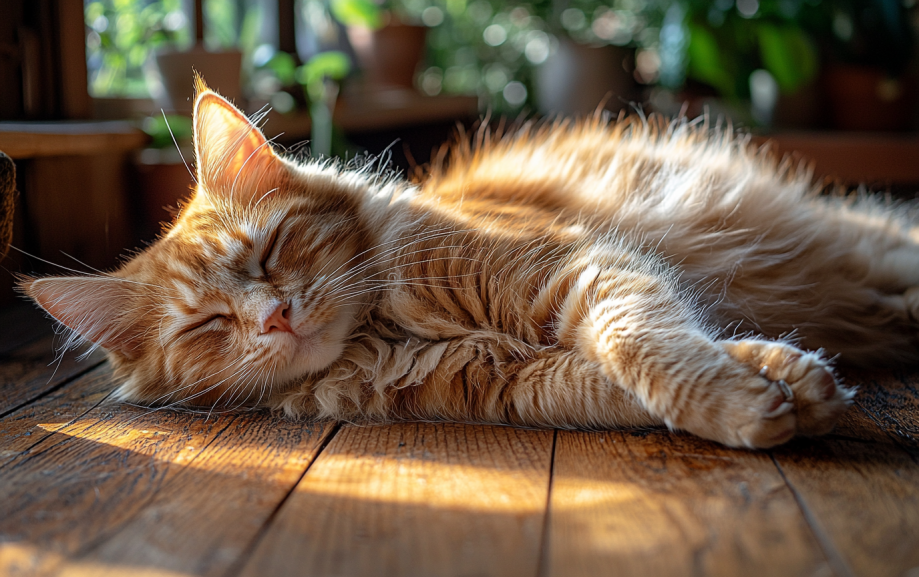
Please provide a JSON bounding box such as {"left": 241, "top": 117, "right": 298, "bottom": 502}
{"left": 0, "top": 0, "right": 918, "bottom": 304}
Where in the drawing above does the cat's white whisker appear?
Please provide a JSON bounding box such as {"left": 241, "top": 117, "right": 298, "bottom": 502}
{"left": 162, "top": 110, "right": 197, "bottom": 185}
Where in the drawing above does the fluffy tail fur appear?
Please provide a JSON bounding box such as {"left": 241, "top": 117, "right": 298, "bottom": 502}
{"left": 0, "top": 150, "right": 16, "bottom": 261}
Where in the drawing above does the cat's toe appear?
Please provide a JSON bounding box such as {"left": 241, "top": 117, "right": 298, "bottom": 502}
{"left": 758, "top": 348, "right": 852, "bottom": 436}
{"left": 735, "top": 378, "right": 797, "bottom": 449}
{"left": 786, "top": 362, "right": 854, "bottom": 436}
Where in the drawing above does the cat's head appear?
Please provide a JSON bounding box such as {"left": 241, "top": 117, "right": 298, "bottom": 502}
{"left": 21, "top": 80, "right": 391, "bottom": 408}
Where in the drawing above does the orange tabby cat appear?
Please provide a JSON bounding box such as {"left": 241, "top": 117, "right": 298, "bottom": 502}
{"left": 22, "top": 80, "right": 919, "bottom": 449}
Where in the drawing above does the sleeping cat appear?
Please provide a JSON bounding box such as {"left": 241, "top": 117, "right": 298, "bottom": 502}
{"left": 21, "top": 79, "right": 919, "bottom": 449}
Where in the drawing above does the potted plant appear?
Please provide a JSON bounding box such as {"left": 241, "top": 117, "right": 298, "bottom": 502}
{"left": 332, "top": 0, "right": 428, "bottom": 88}
{"left": 534, "top": 0, "right": 646, "bottom": 115}
{"left": 298, "top": 51, "right": 352, "bottom": 157}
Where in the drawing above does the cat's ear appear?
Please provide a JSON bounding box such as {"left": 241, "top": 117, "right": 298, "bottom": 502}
{"left": 23, "top": 276, "right": 144, "bottom": 359}
{"left": 193, "top": 78, "right": 284, "bottom": 203}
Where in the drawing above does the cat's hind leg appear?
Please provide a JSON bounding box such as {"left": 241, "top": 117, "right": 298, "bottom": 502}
{"left": 764, "top": 194, "right": 919, "bottom": 364}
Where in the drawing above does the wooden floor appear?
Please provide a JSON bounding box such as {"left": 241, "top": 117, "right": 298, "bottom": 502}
{"left": 1, "top": 303, "right": 918, "bottom": 577}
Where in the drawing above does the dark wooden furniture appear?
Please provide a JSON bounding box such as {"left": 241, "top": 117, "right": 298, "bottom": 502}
{"left": 0, "top": 1, "right": 147, "bottom": 306}
{"left": 756, "top": 132, "right": 919, "bottom": 190}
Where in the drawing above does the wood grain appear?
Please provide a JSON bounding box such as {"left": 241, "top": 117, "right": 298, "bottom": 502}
{"left": 54, "top": 0, "right": 92, "bottom": 120}
{"left": 773, "top": 418, "right": 919, "bottom": 577}
{"left": 0, "top": 364, "right": 113, "bottom": 468}
{"left": 53, "top": 417, "right": 336, "bottom": 577}
{"left": 837, "top": 368, "right": 919, "bottom": 458}
{"left": 0, "top": 334, "right": 106, "bottom": 416}
{"left": 545, "top": 429, "right": 830, "bottom": 577}
{"left": 0, "top": 328, "right": 336, "bottom": 577}
{"left": 239, "top": 422, "right": 554, "bottom": 577}
{"left": 0, "top": 407, "right": 237, "bottom": 576}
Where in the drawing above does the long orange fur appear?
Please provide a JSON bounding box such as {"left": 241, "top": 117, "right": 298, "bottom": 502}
{"left": 24, "top": 83, "right": 919, "bottom": 448}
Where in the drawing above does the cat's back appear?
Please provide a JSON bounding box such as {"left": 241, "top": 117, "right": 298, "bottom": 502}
{"left": 414, "top": 116, "right": 808, "bottom": 242}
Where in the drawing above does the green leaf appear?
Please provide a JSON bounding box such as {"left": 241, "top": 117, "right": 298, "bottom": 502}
{"left": 757, "top": 24, "right": 818, "bottom": 94}
{"left": 330, "top": 0, "right": 383, "bottom": 29}
{"left": 142, "top": 114, "right": 193, "bottom": 148}
{"left": 297, "top": 51, "right": 352, "bottom": 88}
{"left": 267, "top": 51, "right": 298, "bottom": 85}
{"left": 687, "top": 24, "right": 735, "bottom": 98}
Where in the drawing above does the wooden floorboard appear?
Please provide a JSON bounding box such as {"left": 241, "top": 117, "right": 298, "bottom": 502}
{"left": 545, "top": 429, "right": 830, "bottom": 577}
{"left": 0, "top": 364, "right": 113, "bottom": 469}
{"left": 51, "top": 416, "right": 335, "bottom": 577}
{"left": 0, "top": 331, "right": 106, "bottom": 418}
{"left": 841, "top": 368, "right": 919, "bottom": 459}
{"left": 0, "top": 400, "right": 236, "bottom": 575}
{"left": 771, "top": 402, "right": 919, "bottom": 577}
{"left": 0, "top": 352, "right": 335, "bottom": 577}
{"left": 1, "top": 307, "right": 918, "bottom": 577}
{"left": 237, "top": 423, "right": 554, "bottom": 577}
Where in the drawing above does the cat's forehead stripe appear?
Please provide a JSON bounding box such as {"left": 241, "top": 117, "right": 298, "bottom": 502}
{"left": 173, "top": 280, "right": 200, "bottom": 307}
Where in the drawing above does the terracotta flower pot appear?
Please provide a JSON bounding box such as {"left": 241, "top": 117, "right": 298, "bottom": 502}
{"left": 133, "top": 148, "right": 195, "bottom": 238}
{"left": 535, "top": 39, "right": 638, "bottom": 116}
{"left": 347, "top": 23, "right": 427, "bottom": 88}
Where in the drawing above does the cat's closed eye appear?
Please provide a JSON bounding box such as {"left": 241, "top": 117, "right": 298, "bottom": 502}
{"left": 187, "top": 314, "right": 233, "bottom": 333}
{"left": 260, "top": 227, "right": 280, "bottom": 272}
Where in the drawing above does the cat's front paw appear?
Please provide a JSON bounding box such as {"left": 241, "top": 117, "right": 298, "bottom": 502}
{"left": 721, "top": 340, "right": 855, "bottom": 444}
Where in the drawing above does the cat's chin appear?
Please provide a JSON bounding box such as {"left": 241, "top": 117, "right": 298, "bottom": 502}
{"left": 277, "top": 330, "right": 347, "bottom": 380}
{"left": 276, "top": 304, "right": 360, "bottom": 380}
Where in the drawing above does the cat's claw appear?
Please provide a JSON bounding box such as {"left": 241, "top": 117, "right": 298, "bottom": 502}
{"left": 721, "top": 340, "right": 855, "bottom": 447}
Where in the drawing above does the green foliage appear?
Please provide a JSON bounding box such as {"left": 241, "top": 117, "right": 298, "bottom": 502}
{"left": 330, "top": 0, "right": 384, "bottom": 29}
{"left": 142, "top": 113, "right": 194, "bottom": 148}
{"left": 294, "top": 51, "right": 352, "bottom": 158}
{"left": 297, "top": 51, "right": 352, "bottom": 101}
{"left": 757, "top": 23, "right": 817, "bottom": 93}
{"left": 85, "top": 0, "right": 264, "bottom": 98}
{"left": 418, "top": 0, "right": 550, "bottom": 112}
{"left": 298, "top": 52, "right": 353, "bottom": 87}
{"left": 680, "top": 0, "right": 822, "bottom": 99}
{"left": 686, "top": 23, "right": 733, "bottom": 96}
{"left": 265, "top": 52, "right": 299, "bottom": 85}
{"left": 85, "top": 0, "right": 190, "bottom": 97}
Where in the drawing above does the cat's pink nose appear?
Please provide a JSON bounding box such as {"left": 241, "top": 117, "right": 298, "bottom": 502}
{"left": 260, "top": 301, "right": 293, "bottom": 334}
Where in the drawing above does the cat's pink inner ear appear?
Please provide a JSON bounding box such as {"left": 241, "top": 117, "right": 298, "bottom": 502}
{"left": 193, "top": 91, "right": 282, "bottom": 203}
{"left": 25, "top": 277, "right": 144, "bottom": 358}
